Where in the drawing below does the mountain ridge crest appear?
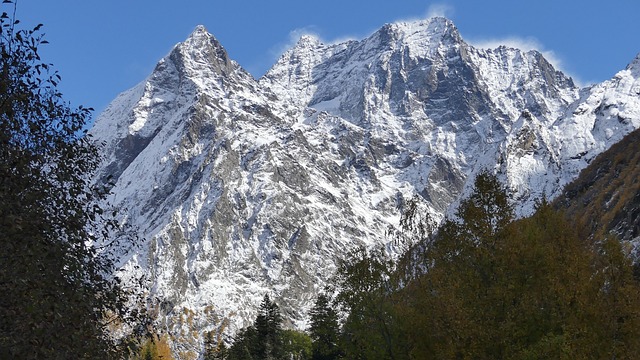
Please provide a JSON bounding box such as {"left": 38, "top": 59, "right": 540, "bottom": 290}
{"left": 90, "top": 16, "right": 640, "bottom": 349}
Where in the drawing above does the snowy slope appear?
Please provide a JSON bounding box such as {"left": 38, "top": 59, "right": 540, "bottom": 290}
{"left": 91, "top": 18, "right": 640, "bottom": 353}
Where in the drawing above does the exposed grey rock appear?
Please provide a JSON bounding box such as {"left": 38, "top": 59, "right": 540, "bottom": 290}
{"left": 90, "top": 20, "right": 640, "bottom": 352}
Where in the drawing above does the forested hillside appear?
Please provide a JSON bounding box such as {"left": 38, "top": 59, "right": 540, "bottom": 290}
{"left": 555, "top": 127, "right": 640, "bottom": 243}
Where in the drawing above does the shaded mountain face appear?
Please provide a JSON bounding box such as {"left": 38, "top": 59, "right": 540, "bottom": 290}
{"left": 554, "top": 127, "right": 640, "bottom": 244}
{"left": 90, "top": 17, "right": 640, "bottom": 342}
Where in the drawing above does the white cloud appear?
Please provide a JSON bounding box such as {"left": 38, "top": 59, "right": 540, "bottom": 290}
{"left": 288, "top": 27, "right": 321, "bottom": 43}
{"left": 426, "top": 3, "right": 455, "bottom": 19}
{"left": 266, "top": 26, "right": 320, "bottom": 61}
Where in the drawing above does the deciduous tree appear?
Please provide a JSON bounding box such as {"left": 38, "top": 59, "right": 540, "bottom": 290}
{"left": 0, "top": 2, "right": 144, "bottom": 358}
{"left": 401, "top": 173, "right": 640, "bottom": 359}
{"left": 334, "top": 248, "right": 407, "bottom": 359}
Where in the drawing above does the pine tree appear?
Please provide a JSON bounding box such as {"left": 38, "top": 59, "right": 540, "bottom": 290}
{"left": 255, "top": 294, "right": 284, "bottom": 360}
{"left": 228, "top": 295, "right": 285, "bottom": 360}
{"left": 227, "top": 326, "right": 257, "bottom": 360}
{"left": 308, "top": 294, "right": 341, "bottom": 360}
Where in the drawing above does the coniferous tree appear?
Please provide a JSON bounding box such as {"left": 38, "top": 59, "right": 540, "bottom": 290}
{"left": 308, "top": 294, "right": 341, "bottom": 360}
{"left": 228, "top": 294, "right": 285, "bottom": 360}
{"left": 255, "top": 294, "right": 284, "bottom": 360}
{"left": 227, "top": 326, "right": 257, "bottom": 360}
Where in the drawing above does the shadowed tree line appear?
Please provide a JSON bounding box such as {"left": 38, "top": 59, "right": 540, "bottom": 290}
{"left": 1, "top": 2, "right": 149, "bottom": 358}
{"left": 318, "top": 172, "right": 640, "bottom": 359}
{"left": 204, "top": 295, "right": 313, "bottom": 360}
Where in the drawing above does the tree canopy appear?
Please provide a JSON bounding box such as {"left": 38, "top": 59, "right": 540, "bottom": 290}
{"left": 0, "top": 3, "right": 144, "bottom": 358}
{"left": 398, "top": 173, "right": 640, "bottom": 359}
{"left": 308, "top": 293, "right": 341, "bottom": 360}
{"left": 221, "top": 294, "right": 312, "bottom": 360}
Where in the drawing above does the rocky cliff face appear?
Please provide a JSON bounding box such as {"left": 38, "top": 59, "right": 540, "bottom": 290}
{"left": 90, "top": 17, "right": 640, "bottom": 350}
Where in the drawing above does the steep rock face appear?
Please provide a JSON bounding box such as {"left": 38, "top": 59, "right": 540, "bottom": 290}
{"left": 92, "top": 27, "right": 300, "bottom": 337}
{"left": 261, "top": 18, "right": 582, "bottom": 214}
{"left": 554, "top": 54, "right": 640, "bottom": 173}
{"left": 91, "top": 18, "right": 640, "bottom": 350}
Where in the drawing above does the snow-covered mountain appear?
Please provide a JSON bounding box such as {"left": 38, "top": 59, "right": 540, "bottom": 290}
{"left": 90, "top": 17, "right": 640, "bottom": 352}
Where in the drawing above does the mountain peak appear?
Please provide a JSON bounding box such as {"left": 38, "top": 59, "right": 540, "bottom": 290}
{"left": 181, "top": 24, "right": 222, "bottom": 52}
{"left": 401, "top": 16, "right": 455, "bottom": 30}
{"left": 92, "top": 15, "right": 640, "bottom": 350}
{"left": 627, "top": 52, "right": 640, "bottom": 75}
{"left": 172, "top": 24, "right": 239, "bottom": 80}
{"left": 289, "top": 33, "right": 324, "bottom": 53}
{"left": 371, "top": 16, "right": 462, "bottom": 52}
{"left": 298, "top": 34, "right": 322, "bottom": 45}
{"left": 382, "top": 16, "right": 455, "bottom": 32}
{"left": 189, "top": 25, "right": 209, "bottom": 38}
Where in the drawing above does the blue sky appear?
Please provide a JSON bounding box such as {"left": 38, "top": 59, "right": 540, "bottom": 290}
{"left": 14, "top": 1, "right": 640, "bottom": 119}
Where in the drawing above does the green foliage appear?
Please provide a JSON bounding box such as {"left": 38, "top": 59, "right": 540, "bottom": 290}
{"left": 330, "top": 172, "right": 640, "bottom": 359}
{"left": 399, "top": 173, "right": 640, "bottom": 359}
{"left": 255, "top": 294, "right": 284, "bottom": 359}
{"left": 0, "top": 3, "right": 145, "bottom": 358}
{"left": 282, "top": 329, "right": 312, "bottom": 360}
{"left": 592, "top": 236, "right": 640, "bottom": 357}
{"left": 222, "top": 296, "right": 314, "bottom": 360}
{"left": 308, "top": 294, "right": 341, "bottom": 360}
{"left": 454, "top": 170, "right": 514, "bottom": 245}
{"left": 227, "top": 326, "right": 257, "bottom": 360}
{"left": 226, "top": 294, "right": 285, "bottom": 360}
{"left": 334, "top": 248, "right": 408, "bottom": 359}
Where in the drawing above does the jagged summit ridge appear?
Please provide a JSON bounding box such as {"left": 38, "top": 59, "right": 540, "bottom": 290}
{"left": 626, "top": 52, "right": 640, "bottom": 76}
{"left": 178, "top": 24, "right": 239, "bottom": 79}
{"left": 260, "top": 16, "right": 468, "bottom": 123}
{"left": 91, "top": 19, "right": 640, "bottom": 347}
{"left": 375, "top": 17, "right": 463, "bottom": 52}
